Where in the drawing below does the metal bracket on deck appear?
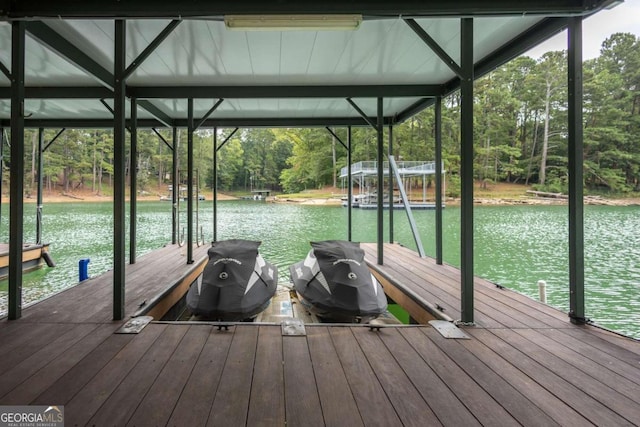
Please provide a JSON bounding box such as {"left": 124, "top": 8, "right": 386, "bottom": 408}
{"left": 116, "top": 316, "right": 153, "bottom": 334}
{"left": 281, "top": 318, "right": 306, "bottom": 336}
{"left": 429, "top": 320, "right": 471, "bottom": 339}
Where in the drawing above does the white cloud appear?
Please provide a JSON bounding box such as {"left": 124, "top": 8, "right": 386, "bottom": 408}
{"left": 524, "top": 1, "right": 640, "bottom": 60}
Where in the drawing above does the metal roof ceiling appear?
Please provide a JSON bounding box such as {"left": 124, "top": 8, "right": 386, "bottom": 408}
{"left": 0, "top": 0, "right": 617, "bottom": 128}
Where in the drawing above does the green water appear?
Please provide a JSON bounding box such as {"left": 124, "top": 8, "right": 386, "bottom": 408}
{"left": 1, "top": 201, "right": 639, "bottom": 339}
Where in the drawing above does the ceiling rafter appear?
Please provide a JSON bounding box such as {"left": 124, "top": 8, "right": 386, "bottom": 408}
{"left": 404, "top": 19, "right": 463, "bottom": 79}
{"left": 123, "top": 19, "right": 182, "bottom": 80}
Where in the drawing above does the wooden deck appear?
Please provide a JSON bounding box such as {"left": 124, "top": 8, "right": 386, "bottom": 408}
{"left": 0, "top": 243, "right": 639, "bottom": 426}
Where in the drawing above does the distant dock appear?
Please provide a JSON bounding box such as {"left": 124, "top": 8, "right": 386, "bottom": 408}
{"left": 0, "top": 242, "right": 54, "bottom": 280}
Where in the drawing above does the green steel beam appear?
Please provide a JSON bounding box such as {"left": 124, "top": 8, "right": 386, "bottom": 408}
{"left": 347, "top": 98, "right": 378, "bottom": 131}
{"left": 129, "top": 97, "right": 138, "bottom": 265}
{"left": 9, "top": 21, "right": 26, "bottom": 320}
{"left": 347, "top": 126, "right": 352, "bottom": 242}
{"left": 113, "top": 19, "right": 126, "bottom": 321}
{"left": 325, "top": 127, "right": 347, "bottom": 150}
{"left": 152, "top": 128, "right": 173, "bottom": 151}
{"left": 0, "top": 84, "right": 441, "bottom": 100}
{"left": 123, "top": 20, "right": 182, "bottom": 80}
{"left": 3, "top": 0, "right": 612, "bottom": 19}
{"left": 435, "top": 96, "right": 444, "bottom": 265}
{"left": 42, "top": 128, "right": 66, "bottom": 152}
{"left": 568, "top": 17, "right": 586, "bottom": 324}
{"left": 460, "top": 18, "right": 475, "bottom": 324}
{"left": 19, "top": 117, "right": 380, "bottom": 128}
{"left": 25, "top": 21, "right": 113, "bottom": 90}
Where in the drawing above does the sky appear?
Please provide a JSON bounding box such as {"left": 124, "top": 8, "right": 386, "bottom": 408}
{"left": 524, "top": 0, "right": 640, "bottom": 60}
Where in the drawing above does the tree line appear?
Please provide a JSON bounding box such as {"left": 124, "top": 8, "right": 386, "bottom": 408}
{"left": 3, "top": 32, "right": 639, "bottom": 197}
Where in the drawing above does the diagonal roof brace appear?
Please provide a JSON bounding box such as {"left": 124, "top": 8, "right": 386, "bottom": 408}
{"left": 25, "top": 21, "right": 114, "bottom": 90}
{"left": 124, "top": 19, "right": 182, "bottom": 80}
{"left": 346, "top": 98, "right": 378, "bottom": 132}
{"left": 404, "top": 18, "right": 463, "bottom": 79}
{"left": 0, "top": 61, "right": 10, "bottom": 81}
{"left": 325, "top": 127, "right": 347, "bottom": 150}
{"left": 194, "top": 99, "right": 224, "bottom": 131}
{"left": 137, "top": 100, "right": 174, "bottom": 127}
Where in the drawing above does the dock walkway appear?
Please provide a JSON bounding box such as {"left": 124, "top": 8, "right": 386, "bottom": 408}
{"left": 0, "top": 243, "right": 639, "bottom": 426}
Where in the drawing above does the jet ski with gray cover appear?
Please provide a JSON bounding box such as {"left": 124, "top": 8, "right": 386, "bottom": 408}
{"left": 187, "top": 239, "right": 277, "bottom": 321}
{"left": 289, "top": 240, "right": 387, "bottom": 323}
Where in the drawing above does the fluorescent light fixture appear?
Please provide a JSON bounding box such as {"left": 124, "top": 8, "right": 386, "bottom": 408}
{"left": 224, "top": 14, "right": 362, "bottom": 31}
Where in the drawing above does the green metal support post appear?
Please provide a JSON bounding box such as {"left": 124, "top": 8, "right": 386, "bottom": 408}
{"left": 172, "top": 127, "right": 178, "bottom": 245}
{"left": 113, "top": 19, "right": 126, "bottom": 320}
{"left": 9, "top": 21, "right": 25, "bottom": 320}
{"left": 460, "top": 18, "right": 475, "bottom": 324}
{"left": 377, "top": 97, "right": 384, "bottom": 265}
{"left": 37, "top": 128, "right": 44, "bottom": 244}
{"left": 129, "top": 97, "right": 137, "bottom": 264}
{"left": 213, "top": 127, "right": 218, "bottom": 242}
{"left": 568, "top": 17, "right": 586, "bottom": 324}
{"left": 347, "top": 126, "right": 352, "bottom": 242}
{"left": 388, "top": 125, "right": 394, "bottom": 244}
{"left": 435, "top": 96, "right": 443, "bottom": 265}
{"left": 187, "top": 98, "right": 194, "bottom": 263}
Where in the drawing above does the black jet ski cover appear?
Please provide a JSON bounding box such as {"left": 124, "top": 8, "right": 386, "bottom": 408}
{"left": 187, "top": 239, "right": 277, "bottom": 321}
{"left": 289, "top": 240, "right": 387, "bottom": 322}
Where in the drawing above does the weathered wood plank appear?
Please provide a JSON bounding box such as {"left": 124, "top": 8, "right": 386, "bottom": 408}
{"left": 31, "top": 331, "right": 142, "bottom": 408}
{"left": 207, "top": 325, "right": 259, "bottom": 427}
{"left": 487, "top": 328, "right": 636, "bottom": 425}
{"left": 85, "top": 324, "right": 189, "bottom": 426}
{"left": 460, "top": 328, "right": 591, "bottom": 426}
{"left": 246, "top": 326, "right": 286, "bottom": 427}
{"left": 283, "top": 335, "right": 325, "bottom": 427}
{"left": 352, "top": 327, "right": 442, "bottom": 426}
{"left": 329, "top": 327, "right": 403, "bottom": 426}
{"left": 377, "top": 327, "right": 480, "bottom": 426}
{"left": 126, "top": 324, "right": 210, "bottom": 427}
{"left": 0, "top": 323, "right": 62, "bottom": 374}
{"left": 168, "top": 326, "right": 235, "bottom": 427}
{"left": 306, "top": 326, "right": 364, "bottom": 427}
{"left": 0, "top": 323, "right": 99, "bottom": 398}
{"left": 0, "top": 323, "right": 118, "bottom": 404}
{"left": 399, "top": 327, "right": 519, "bottom": 426}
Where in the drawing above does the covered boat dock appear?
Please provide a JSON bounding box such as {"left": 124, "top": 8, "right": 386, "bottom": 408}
{"left": 1, "top": 0, "right": 639, "bottom": 425}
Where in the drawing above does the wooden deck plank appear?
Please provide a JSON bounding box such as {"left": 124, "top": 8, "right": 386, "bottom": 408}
{"left": 207, "top": 325, "right": 259, "bottom": 427}
{"left": 421, "top": 326, "right": 559, "bottom": 427}
{"left": 377, "top": 327, "right": 481, "bottom": 427}
{"left": 398, "top": 327, "right": 518, "bottom": 427}
{"left": 550, "top": 327, "right": 640, "bottom": 371}
{"left": 329, "top": 327, "right": 404, "bottom": 427}
{"left": 515, "top": 328, "right": 640, "bottom": 407}
{"left": 352, "top": 327, "right": 442, "bottom": 427}
{"left": 167, "top": 326, "right": 235, "bottom": 427}
{"left": 306, "top": 326, "right": 364, "bottom": 427}
{"left": 30, "top": 332, "right": 138, "bottom": 407}
{"left": 283, "top": 335, "right": 325, "bottom": 427}
{"left": 458, "top": 329, "right": 592, "bottom": 426}
{"left": 487, "top": 328, "right": 637, "bottom": 425}
{"left": 246, "top": 326, "right": 286, "bottom": 427}
{"left": 50, "top": 324, "right": 166, "bottom": 424}
{"left": 0, "top": 323, "right": 99, "bottom": 398}
{"left": 0, "top": 323, "right": 119, "bottom": 404}
{"left": 0, "top": 323, "right": 62, "bottom": 374}
{"left": 85, "top": 324, "right": 189, "bottom": 426}
{"left": 126, "top": 324, "right": 210, "bottom": 427}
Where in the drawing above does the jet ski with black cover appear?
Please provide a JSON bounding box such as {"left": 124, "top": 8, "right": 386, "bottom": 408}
{"left": 289, "top": 240, "right": 387, "bottom": 323}
{"left": 187, "top": 239, "right": 277, "bottom": 321}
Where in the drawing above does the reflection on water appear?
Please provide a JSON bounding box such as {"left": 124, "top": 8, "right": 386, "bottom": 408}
{"left": 1, "top": 201, "right": 638, "bottom": 339}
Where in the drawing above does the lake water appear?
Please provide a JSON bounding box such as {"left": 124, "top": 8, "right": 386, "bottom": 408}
{"left": 1, "top": 200, "right": 639, "bottom": 339}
